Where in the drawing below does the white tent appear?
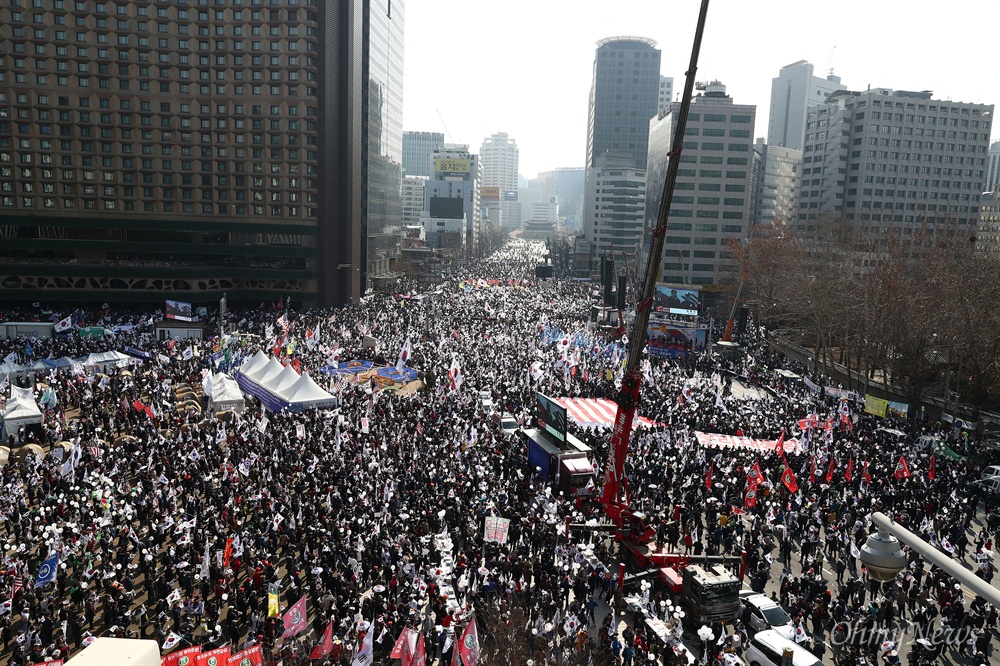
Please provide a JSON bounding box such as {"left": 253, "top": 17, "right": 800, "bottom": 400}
{"left": 271, "top": 365, "right": 301, "bottom": 397}
{"left": 237, "top": 350, "right": 269, "bottom": 378}
{"left": 279, "top": 373, "right": 336, "bottom": 411}
{"left": 1, "top": 385, "right": 43, "bottom": 441}
{"left": 209, "top": 373, "right": 245, "bottom": 414}
{"left": 248, "top": 358, "right": 285, "bottom": 386}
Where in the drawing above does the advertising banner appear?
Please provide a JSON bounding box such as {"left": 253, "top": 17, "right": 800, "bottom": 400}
{"left": 864, "top": 394, "right": 889, "bottom": 417}
{"left": 483, "top": 516, "right": 510, "bottom": 544}
{"left": 695, "top": 431, "right": 798, "bottom": 454}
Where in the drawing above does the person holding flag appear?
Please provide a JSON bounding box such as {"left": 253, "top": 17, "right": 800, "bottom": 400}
{"left": 396, "top": 336, "right": 412, "bottom": 373}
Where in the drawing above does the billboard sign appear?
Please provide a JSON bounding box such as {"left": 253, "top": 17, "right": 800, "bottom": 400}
{"left": 646, "top": 322, "right": 706, "bottom": 359}
{"left": 503, "top": 190, "right": 518, "bottom": 201}
{"left": 434, "top": 158, "right": 471, "bottom": 176}
{"left": 165, "top": 300, "right": 195, "bottom": 322}
{"left": 654, "top": 284, "right": 700, "bottom": 316}
{"left": 535, "top": 392, "right": 567, "bottom": 443}
{"left": 481, "top": 186, "right": 501, "bottom": 200}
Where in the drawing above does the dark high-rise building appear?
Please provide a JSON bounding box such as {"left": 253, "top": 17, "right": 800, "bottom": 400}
{"left": 0, "top": 0, "right": 403, "bottom": 308}
{"left": 362, "top": 0, "right": 404, "bottom": 288}
{"left": 585, "top": 37, "right": 661, "bottom": 171}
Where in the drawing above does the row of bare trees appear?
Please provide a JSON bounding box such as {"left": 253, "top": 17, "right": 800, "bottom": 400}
{"left": 732, "top": 215, "right": 1000, "bottom": 413}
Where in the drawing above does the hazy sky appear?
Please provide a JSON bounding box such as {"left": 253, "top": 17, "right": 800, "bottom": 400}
{"left": 403, "top": 0, "right": 1000, "bottom": 179}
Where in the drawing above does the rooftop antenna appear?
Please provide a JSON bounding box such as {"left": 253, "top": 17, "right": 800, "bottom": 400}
{"left": 435, "top": 109, "right": 454, "bottom": 143}
{"left": 825, "top": 45, "right": 837, "bottom": 76}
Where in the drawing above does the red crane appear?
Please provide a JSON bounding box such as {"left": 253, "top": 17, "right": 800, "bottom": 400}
{"left": 596, "top": 0, "right": 743, "bottom": 582}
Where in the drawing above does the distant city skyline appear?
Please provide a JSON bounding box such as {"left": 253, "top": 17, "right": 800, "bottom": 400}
{"left": 403, "top": 0, "right": 1000, "bottom": 179}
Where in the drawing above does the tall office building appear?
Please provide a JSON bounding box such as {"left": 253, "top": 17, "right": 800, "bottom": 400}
{"left": 583, "top": 37, "right": 661, "bottom": 268}
{"left": 753, "top": 138, "right": 802, "bottom": 228}
{"left": 585, "top": 37, "right": 661, "bottom": 171}
{"left": 986, "top": 141, "right": 1000, "bottom": 192}
{"left": 658, "top": 75, "right": 674, "bottom": 114}
{"left": 646, "top": 82, "right": 755, "bottom": 285}
{"left": 402, "top": 130, "right": 444, "bottom": 177}
{"left": 583, "top": 154, "right": 646, "bottom": 266}
{"left": 767, "top": 60, "right": 843, "bottom": 151}
{"left": 977, "top": 191, "right": 1000, "bottom": 256}
{"left": 479, "top": 132, "right": 520, "bottom": 230}
{"left": 363, "top": 0, "right": 405, "bottom": 288}
{"left": 0, "top": 0, "right": 403, "bottom": 307}
{"left": 424, "top": 144, "right": 481, "bottom": 255}
{"left": 800, "top": 88, "right": 993, "bottom": 238}
{"left": 401, "top": 175, "right": 426, "bottom": 227}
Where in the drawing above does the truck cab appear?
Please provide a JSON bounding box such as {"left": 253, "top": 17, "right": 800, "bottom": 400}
{"left": 681, "top": 563, "right": 741, "bottom": 628}
{"left": 523, "top": 428, "right": 595, "bottom": 497}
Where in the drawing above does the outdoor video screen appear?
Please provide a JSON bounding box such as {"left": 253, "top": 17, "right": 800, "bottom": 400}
{"left": 654, "top": 284, "right": 700, "bottom": 316}
{"left": 535, "top": 393, "right": 567, "bottom": 443}
{"left": 165, "top": 299, "right": 195, "bottom": 322}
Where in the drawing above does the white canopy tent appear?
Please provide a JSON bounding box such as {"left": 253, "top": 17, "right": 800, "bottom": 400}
{"left": 208, "top": 373, "right": 245, "bottom": 414}
{"left": 1, "top": 385, "right": 44, "bottom": 442}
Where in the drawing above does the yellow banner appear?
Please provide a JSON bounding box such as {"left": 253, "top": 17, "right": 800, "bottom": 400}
{"left": 435, "top": 158, "right": 471, "bottom": 174}
{"left": 864, "top": 394, "right": 889, "bottom": 417}
{"left": 268, "top": 592, "right": 279, "bottom": 617}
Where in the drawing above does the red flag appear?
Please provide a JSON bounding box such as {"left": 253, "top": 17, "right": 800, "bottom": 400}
{"left": 746, "top": 461, "right": 763, "bottom": 489}
{"left": 222, "top": 538, "right": 234, "bottom": 568}
{"left": 774, "top": 428, "right": 786, "bottom": 456}
{"left": 390, "top": 627, "right": 414, "bottom": 660}
{"left": 133, "top": 398, "right": 145, "bottom": 412}
{"left": 863, "top": 459, "right": 871, "bottom": 485}
{"left": 226, "top": 646, "right": 262, "bottom": 666}
{"left": 457, "top": 617, "right": 481, "bottom": 666}
{"left": 282, "top": 594, "right": 308, "bottom": 638}
{"left": 744, "top": 486, "right": 757, "bottom": 509}
{"left": 845, "top": 457, "right": 854, "bottom": 482}
{"left": 927, "top": 455, "right": 936, "bottom": 481}
{"left": 310, "top": 621, "right": 335, "bottom": 660}
{"left": 825, "top": 457, "right": 836, "bottom": 483}
{"left": 195, "top": 647, "right": 230, "bottom": 666}
{"left": 841, "top": 412, "right": 854, "bottom": 433}
{"left": 809, "top": 457, "right": 816, "bottom": 483}
{"left": 144, "top": 405, "right": 155, "bottom": 419}
{"left": 781, "top": 466, "right": 799, "bottom": 493}
{"left": 411, "top": 633, "right": 427, "bottom": 666}
{"left": 894, "top": 455, "right": 910, "bottom": 480}
{"left": 705, "top": 462, "right": 714, "bottom": 491}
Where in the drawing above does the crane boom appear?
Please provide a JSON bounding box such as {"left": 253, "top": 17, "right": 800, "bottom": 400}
{"left": 599, "top": 0, "right": 712, "bottom": 525}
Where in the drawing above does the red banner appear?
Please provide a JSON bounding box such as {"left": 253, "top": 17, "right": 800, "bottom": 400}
{"left": 195, "top": 647, "right": 230, "bottom": 666}
{"left": 162, "top": 647, "right": 201, "bottom": 666}
{"left": 226, "top": 646, "right": 262, "bottom": 666}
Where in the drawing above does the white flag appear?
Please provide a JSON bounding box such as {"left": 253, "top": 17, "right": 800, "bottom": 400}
{"left": 199, "top": 541, "right": 210, "bottom": 580}
{"left": 351, "top": 623, "right": 374, "bottom": 666}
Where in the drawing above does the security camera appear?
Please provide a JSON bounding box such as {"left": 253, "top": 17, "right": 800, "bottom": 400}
{"left": 859, "top": 530, "right": 906, "bottom": 582}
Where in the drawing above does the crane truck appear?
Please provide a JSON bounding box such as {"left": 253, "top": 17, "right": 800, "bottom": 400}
{"left": 591, "top": 0, "right": 743, "bottom": 629}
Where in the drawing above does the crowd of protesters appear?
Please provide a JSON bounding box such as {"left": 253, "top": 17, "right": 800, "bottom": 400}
{"left": 0, "top": 238, "right": 996, "bottom": 666}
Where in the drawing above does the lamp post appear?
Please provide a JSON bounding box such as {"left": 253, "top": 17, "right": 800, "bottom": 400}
{"left": 864, "top": 512, "right": 1000, "bottom": 608}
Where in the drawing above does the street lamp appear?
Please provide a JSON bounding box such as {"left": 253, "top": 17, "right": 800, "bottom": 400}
{"left": 860, "top": 512, "right": 1000, "bottom": 608}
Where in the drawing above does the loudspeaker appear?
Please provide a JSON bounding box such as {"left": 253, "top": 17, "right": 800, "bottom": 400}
{"left": 617, "top": 274, "right": 627, "bottom": 311}
{"left": 535, "top": 264, "right": 554, "bottom": 279}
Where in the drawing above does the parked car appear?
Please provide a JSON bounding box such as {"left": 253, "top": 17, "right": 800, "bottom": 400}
{"left": 739, "top": 591, "right": 794, "bottom": 640}
{"left": 981, "top": 465, "right": 1000, "bottom": 480}
{"left": 499, "top": 412, "right": 519, "bottom": 435}
{"left": 744, "top": 630, "right": 822, "bottom": 666}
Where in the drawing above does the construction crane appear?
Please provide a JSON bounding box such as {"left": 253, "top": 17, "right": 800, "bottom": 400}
{"left": 435, "top": 109, "right": 454, "bottom": 143}
{"left": 594, "top": 0, "right": 747, "bottom": 598}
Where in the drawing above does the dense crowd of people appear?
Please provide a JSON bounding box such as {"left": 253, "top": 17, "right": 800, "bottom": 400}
{"left": 0, "top": 238, "right": 996, "bottom": 666}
